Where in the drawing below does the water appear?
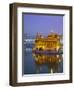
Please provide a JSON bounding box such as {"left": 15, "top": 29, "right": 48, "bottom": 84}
{"left": 23, "top": 48, "right": 63, "bottom": 75}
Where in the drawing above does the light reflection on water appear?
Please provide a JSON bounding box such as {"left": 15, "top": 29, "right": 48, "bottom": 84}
{"left": 23, "top": 49, "right": 63, "bottom": 75}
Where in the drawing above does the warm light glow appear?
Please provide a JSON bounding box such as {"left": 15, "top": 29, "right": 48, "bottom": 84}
{"left": 32, "top": 33, "right": 63, "bottom": 64}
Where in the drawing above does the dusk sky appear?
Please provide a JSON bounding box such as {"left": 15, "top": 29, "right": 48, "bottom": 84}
{"left": 23, "top": 14, "right": 63, "bottom": 36}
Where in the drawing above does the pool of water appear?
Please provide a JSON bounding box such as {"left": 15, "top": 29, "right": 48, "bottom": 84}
{"left": 23, "top": 49, "right": 63, "bottom": 75}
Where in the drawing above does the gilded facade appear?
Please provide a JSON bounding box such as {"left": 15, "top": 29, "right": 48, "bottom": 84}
{"left": 33, "top": 32, "right": 62, "bottom": 51}
{"left": 32, "top": 32, "right": 63, "bottom": 66}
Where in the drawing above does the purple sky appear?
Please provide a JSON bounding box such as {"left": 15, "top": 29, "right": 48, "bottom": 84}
{"left": 23, "top": 14, "right": 63, "bottom": 36}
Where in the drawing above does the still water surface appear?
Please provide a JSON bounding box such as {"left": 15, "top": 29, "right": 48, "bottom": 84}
{"left": 23, "top": 48, "right": 63, "bottom": 75}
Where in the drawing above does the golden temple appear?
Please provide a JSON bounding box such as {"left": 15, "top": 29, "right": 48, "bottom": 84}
{"left": 33, "top": 32, "right": 63, "bottom": 51}
{"left": 32, "top": 32, "right": 63, "bottom": 73}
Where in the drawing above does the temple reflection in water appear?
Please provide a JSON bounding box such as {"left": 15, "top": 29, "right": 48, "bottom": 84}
{"left": 32, "top": 53, "right": 63, "bottom": 73}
